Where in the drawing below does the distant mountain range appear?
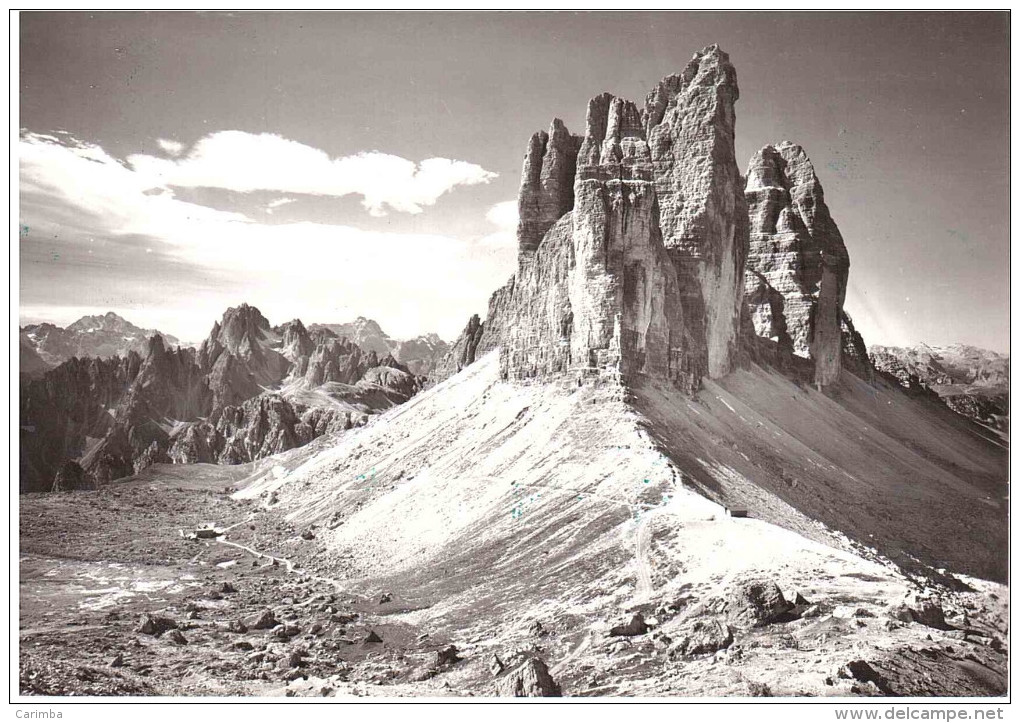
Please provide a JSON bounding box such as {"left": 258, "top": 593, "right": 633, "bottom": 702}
{"left": 20, "top": 312, "right": 183, "bottom": 369}
{"left": 19, "top": 305, "right": 447, "bottom": 492}
{"left": 870, "top": 343, "right": 1009, "bottom": 432}
{"left": 21, "top": 311, "right": 451, "bottom": 378}
{"left": 309, "top": 317, "right": 450, "bottom": 375}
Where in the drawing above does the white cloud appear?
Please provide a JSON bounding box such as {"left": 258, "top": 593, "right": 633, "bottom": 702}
{"left": 485, "top": 199, "right": 518, "bottom": 229}
{"left": 478, "top": 199, "right": 519, "bottom": 252}
{"left": 157, "top": 138, "right": 185, "bottom": 156}
{"left": 18, "top": 132, "right": 513, "bottom": 341}
{"left": 127, "top": 130, "right": 497, "bottom": 216}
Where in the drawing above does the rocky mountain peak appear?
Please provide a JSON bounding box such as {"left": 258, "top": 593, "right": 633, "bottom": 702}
{"left": 21, "top": 312, "right": 182, "bottom": 367}
{"left": 145, "top": 333, "right": 167, "bottom": 359}
{"left": 213, "top": 303, "right": 273, "bottom": 353}
{"left": 66, "top": 311, "right": 129, "bottom": 333}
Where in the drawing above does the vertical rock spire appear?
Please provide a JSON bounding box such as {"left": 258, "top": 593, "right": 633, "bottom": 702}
{"left": 644, "top": 44, "right": 749, "bottom": 381}
{"left": 516, "top": 119, "right": 581, "bottom": 261}
{"left": 744, "top": 142, "right": 851, "bottom": 386}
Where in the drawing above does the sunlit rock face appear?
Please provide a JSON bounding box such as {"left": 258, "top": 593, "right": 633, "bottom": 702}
{"left": 643, "top": 44, "right": 749, "bottom": 381}
{"left": 744, "top": 142, "right": 850, "bottom": 386}
{"left": 436, "top": 45, "right": 749, "bottom": 393}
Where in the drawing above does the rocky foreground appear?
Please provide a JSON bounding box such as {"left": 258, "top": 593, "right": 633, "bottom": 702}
{"left": 22, "top": 351, "right": 1003, "bottom": 697}
{"left": 18, "top": 456, "right": 1008, "bottom": 697}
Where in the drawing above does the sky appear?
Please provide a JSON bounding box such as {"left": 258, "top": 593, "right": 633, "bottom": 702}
{"left": 18, "top": 11, "right": 1010, "bottom": 351}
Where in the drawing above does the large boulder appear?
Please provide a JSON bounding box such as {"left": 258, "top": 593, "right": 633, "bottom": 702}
{"left": 725, "top": 578, "right": 793, "bottom": 628}
{"left": 609, "top": 613, "right": 649, "bottom": 637}
{"left": 671, "top": 618, "right": 734, "bottom": 657}
{"left": 496, "top": 657, "right": 561, "bottom": 697}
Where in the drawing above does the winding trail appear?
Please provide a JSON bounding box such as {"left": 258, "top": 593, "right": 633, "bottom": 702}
{"left": 214, "top": 535, "right": 345, "bottom": 595}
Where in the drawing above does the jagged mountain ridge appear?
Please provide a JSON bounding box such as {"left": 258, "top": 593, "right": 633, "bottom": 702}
{"left": 309, "top": 318, "right": 451, "bottom": 376}
{"left": 20, "top": 311, "right": 182, "bottom": 368}
{"left": 19, "top": 304, "right": 424, "bottom": 491}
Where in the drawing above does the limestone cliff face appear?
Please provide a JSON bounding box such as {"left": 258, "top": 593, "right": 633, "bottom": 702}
{"left": 644, "top": 45, "right": 748, "bottom": 380}
{"left": 569, "top": 93, "right": 689, "bottom": 386}
{"left": 744, "top": 142, "right": 850, "bottom": 386}
{"left": 437, "top": 45, "right": 746, "bottom": 392}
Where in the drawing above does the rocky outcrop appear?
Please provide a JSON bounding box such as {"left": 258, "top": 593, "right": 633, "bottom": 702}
{"left": 432, "top": 314, "right": 487, "bottom": 381}
{"left": 495, "top": 657, "right": 561, "bottom": 697}
{"left": 19, "top": 353, "right": 141, "bottom": 492}
{"left": 277, "top": 319, "right": 315, "bottom": 363}
{"left": 199, "top": 303, "right": 290, "bottom": 392}
{"left": 79, "top": 336, "right": 213, "bottom": 483}
{"left": 302, "top": 337, "right": 379, "bottom": 386}
{"left": 435, "top": 45, "right": 748, "bottom": 392}
{"left": 51, "top": 460, "right": 96, "bottom": 492}
{"left": 840, "top": 311, "right": 874, "bottom": 382}
{"left": 167, "top": 394, "right": 361, "bottom": 466}
{"left": 725, "top": 577, "right": 794, "bottom": 629}
{"left": 744, "top": 142, "right": 850, "bottom": 386}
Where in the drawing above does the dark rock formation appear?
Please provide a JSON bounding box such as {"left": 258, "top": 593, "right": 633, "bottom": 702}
{"left": 167, "top": 394, "right": 360, "bottom": 466}
{"left": 744, "top": 142, "right": 850, "bottom": 386}
{"left": 670, "top": 618, "right": 733, "bottom": 658}
{"left": 725, "top": 578, "right": 793, "bottom": 629}
{"left": 610, "top": 613, "right": 649, "bottom": 637}
{"left": 840, "top": 311, "right": 874, "bottom": 382}
{"left": 79, "top": 336, "right": 213, "bottom": 484}
{"left": 199, "top": 304, "right": 290, "bottom": 393}
{"left": 51, "top": 460, "right": 96, "bottom": 492}
{"left": 19, "top": 304, "right": 427, "bottom": 490}
{"left": 433, "top": 314, "right": 487, "bottom": 380}
{"left": 19, "top": 353, "right": 141, "bottom": 491}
